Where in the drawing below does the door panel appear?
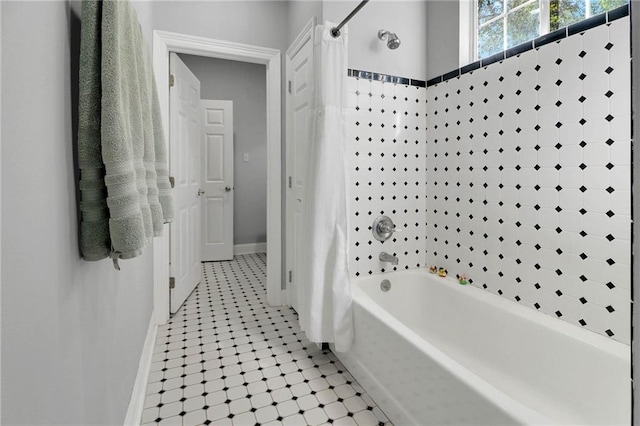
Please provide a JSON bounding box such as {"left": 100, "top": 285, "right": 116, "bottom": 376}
{"left": 205, "top": 197, "right": 225, "bottom": 243}
{"left": 205, "top": 135, "right": 225, "bottom": 182}
{"left": 286, "top": 20, "right": 315, "bottom": 312}
{"left": 169, "top": 52, "right": 202, "bottom": 314}
{"left": 201, "top": 100, "right": 234, "bottom": 261}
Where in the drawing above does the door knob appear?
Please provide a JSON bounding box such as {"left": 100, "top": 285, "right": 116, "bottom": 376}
{"left": 225, "top": 186, "right": 232, "bottom": 192}
{"left": 197, "top": 189, "right": 205, "bottom": 196}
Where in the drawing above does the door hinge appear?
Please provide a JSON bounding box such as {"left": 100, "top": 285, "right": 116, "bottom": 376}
{"left": 169, "top": 276, "right": 175, "bottom": 289}
{"left": 288, "top": 80, "right": 292, "bottom": 94}
{"left": 289, "top": 270, "right": 292, "bottom": 283}
{"left": 288, "top": 176, "right": 292, "bottom": 189}
{"left": 169, "top": 176, "right": 175, "bottom": 188}
{"left": 169, "top": 74, "right": 175, "bottom": 87}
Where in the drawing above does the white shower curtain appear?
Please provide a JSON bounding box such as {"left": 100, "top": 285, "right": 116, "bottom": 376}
{"left": 298, "top": 22, "right": 353, "bottom": 352}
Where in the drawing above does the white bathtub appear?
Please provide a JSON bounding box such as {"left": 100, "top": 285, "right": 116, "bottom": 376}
{"left": 334, "top": 269, "right": 630, "bottom": 425}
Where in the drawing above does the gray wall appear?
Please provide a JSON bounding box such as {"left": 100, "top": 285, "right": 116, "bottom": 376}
{"left": 323, "top": 1, "right": 429, "bottom": 80}
{"left": 1, "top": 1, "right": 154, "bottom": 424}
{"left": 149, "top": 1, "right": 289, "bottom": 52}
{"left": 179, "top": 54, "right": 268, "bottom": 245}
{"left": 287, "top": 1, "right": 323, "bottom": 45}
{"left": 426, "top": 0, "right": 460, "bottom": 79}
{"left": 288, "top": 1, "right": 451, "bottom": 81}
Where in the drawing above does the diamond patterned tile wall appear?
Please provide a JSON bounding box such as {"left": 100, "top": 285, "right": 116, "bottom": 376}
{"left": 346, "top": 78, "right": 427, "bottom": 277}
{"left": 425, "top": 18, "right": 631, "bottom": 343}
{"left": 141, "top": 254, "right": 392, "bottom": 426}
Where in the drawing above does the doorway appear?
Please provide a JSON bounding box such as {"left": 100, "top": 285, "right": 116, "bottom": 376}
{"left": 152, "top": 31, "right": 282, "bottom": 324}
{"left": 178, "top": 54, "right": 268, "bottom": 263}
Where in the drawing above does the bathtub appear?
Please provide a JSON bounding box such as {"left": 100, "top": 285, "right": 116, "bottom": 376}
{"left": 333, "top": 269, "right": 630, "bottom": 425}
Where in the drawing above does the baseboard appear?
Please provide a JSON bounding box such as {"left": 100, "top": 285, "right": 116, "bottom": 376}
{"left": 233, "top": 242, "right": 267, "bottom": 255}
{"left": 124, "top": 312, "right": 158, "bottom": 426}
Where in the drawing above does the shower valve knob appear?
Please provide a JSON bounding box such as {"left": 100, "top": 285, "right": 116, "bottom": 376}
{"left": 372, "top": 215, "right": 399, "bottom": 242}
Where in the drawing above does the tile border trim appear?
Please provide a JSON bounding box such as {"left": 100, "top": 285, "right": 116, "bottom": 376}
{"left": 426, "top": 4, "right": 629, "bottom": 87}
{"left": 348, "top": 68, "right": 426, "bottom": 88}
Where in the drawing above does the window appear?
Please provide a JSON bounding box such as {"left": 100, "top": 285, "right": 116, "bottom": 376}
{"left": 475, "top": 0, "right": 628, "bottom": 59}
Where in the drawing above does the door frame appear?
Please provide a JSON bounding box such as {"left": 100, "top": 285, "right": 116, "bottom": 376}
{"left": 152, "top": 30, "right": 282, "bottom": 325}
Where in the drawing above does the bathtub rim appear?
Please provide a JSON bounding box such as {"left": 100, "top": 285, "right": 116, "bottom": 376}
{"left": 348, "top": 269, "right": 630, "bottom": 425}
{"left": 354, "top": 269, "right": 630, "bottom": 359}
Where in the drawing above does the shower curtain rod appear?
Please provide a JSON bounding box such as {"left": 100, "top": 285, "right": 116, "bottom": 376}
{"left": 330, "top": 0, "right": 370, "bottom": 38}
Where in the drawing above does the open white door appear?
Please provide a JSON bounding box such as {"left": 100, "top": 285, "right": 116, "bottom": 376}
{"left": 286, "top": 19, "right": 316, "bottom": 312}
{"left": 201, "top": 100, "right": 234, "bottom": 261}
{"left": 169, "top": 52, "right": 202, "bottom": 314}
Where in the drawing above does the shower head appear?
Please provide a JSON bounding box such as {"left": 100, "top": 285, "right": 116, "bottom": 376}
{"left": 378, "top": 29, "right": 401, "bottom": 50}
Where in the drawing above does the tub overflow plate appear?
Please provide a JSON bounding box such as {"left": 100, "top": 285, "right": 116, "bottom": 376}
{"left": 380, "top": 279, "right": 391, "bottom": 292}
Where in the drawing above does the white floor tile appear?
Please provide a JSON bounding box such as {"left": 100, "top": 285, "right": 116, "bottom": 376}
{"left": 159, "top": 401, "right": 182, "bottom": 419}
{"left": 232, "top": 411, "right": 256, "bottom": 425}
{"left": 227, "top": 385, "right": 248, "bottom": 401}
{"left": 183, "top": 396, "right": 205, "bottom": 413}
{"left": 250, "top": 392, "right": 273, "bottom": 409}
{"left": 316, "top": 389, "right": 339, "bottom": 405}
{"left": 205, "top": 390, "right": 227, "bottom": 408}
{"left": 334, "top": 416, "right": 358, "bottom": 426}
{"left": 141, "top": 407, "right": 159, "bottom": 424}
{"left": 282, "top": 414, "right": 306, "bottom": 425}
{"left": 206, "top": 403, "right": 230, "bottom": 421}
{"left": 353, "top": 410, "right": 381, "bottom": 426}
{"left": 182, "top": 409, "right": 207, "bottom": 425}
{"left": 229, "top": 397, "right": 252, "bottom": 415}
{"left": 160, "top": 389, "right": 182, "bottom": 405}
{"left": 296, "top": 394, "right": 320, "bottom": 411}
{"left": 255, "top": 405, "right": 280, "bottom": 424}
{"left": 276, "top": 400, "right": 299, "bottom": 418}
{"left": 183, "top": 384, "right": 204, "bottom": 400}
{"left": 271, "top": 388, "right": 293, "bottom": 404}
{"left": 343, "top": 396, "right": 367, "bottom": 414}
{"left": 324, "top": 401, "right": 349, "bottom": 420}
{"left": 304, "top": 407, "right": 329, "bottom": 426}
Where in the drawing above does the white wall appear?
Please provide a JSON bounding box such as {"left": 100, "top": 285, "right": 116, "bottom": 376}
{"left": 347, "top": 79, "right": 427, "bottom": 276}
{"left": 179, "top": 54, "right": 268, "bottom": 246}
{"left": 425, "top": 19, "right": 631, "bottom": 343}
{"left": 1, "top": 1, "right": 154, "bottom": 424}
{"left": 323, "top": 1, "right": 429, "bottom": 80}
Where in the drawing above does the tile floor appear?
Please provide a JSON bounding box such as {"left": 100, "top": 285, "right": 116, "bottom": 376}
{"left": 141, "top": 253, "right": 392, "bottom": 426}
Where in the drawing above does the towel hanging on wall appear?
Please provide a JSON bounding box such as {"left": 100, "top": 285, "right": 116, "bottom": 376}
{"left": 78, "top": 0, "right": 174, "bottom": 268}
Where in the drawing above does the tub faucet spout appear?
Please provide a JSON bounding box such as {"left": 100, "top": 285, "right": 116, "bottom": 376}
{"left": 379, "top": 252, "right": 399, "bottom": 266}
